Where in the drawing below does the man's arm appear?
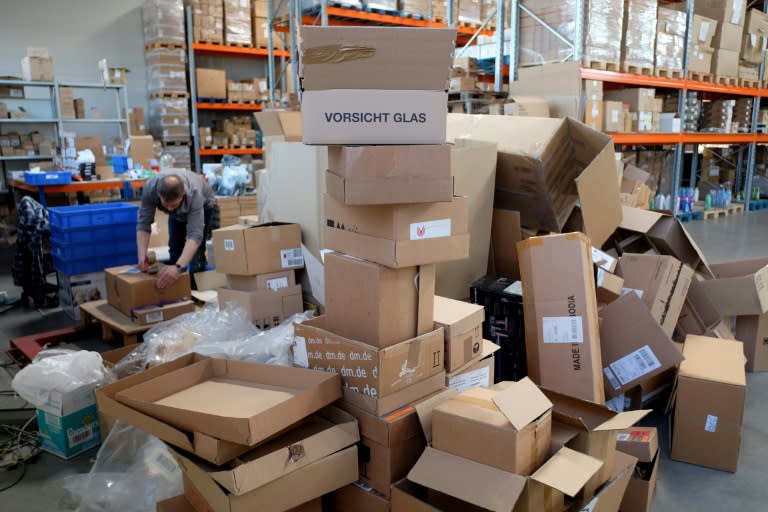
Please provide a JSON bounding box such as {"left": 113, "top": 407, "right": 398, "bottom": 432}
{"left": 136, "top": 180, "right": 157, "bottom": 267}
{"left": 157, "top": 194, "right": 204, "bottom": 289}
{"left": 137, "top": 230, "right": 151, "bottom": 270}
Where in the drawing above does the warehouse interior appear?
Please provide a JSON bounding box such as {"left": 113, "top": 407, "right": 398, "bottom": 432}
{"left": 2, "top": 0, "right": 768, "bottom": 511}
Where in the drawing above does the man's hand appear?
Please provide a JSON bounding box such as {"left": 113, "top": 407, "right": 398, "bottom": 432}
{"left": 138, "top": 257, "right": 149, "bottom": 273}
{"left": 157, "top": 265, "right": 181, "bottom": 289}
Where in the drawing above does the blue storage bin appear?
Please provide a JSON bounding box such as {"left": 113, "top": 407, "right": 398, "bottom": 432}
{"left": 51, "top": 223, "right": 137, "bottom": 244}
{"left": 24, "top": 171, "right": 72, "bottom": 185}
{"left": 53, "top": 252, "right": 136, "bottom": 275}
{"left": 112, "top": 156, "right": 129, "bottom": 174}
{"left": 49, "top": 203, "right": 139, "bottom": 231}
{"left": 51, "top": 238, "right": 137, "bottom": 260}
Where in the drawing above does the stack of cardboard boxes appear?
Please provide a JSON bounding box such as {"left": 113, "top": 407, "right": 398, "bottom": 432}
{"left": 605, "top": 87, "right": 663, "bottom": 133}
{"left": 655, "top": 7, "right": 687, "bottom": 75}
{"left": 696, "top": 1, "right": 745, "bottom": 81}
{"left": 224, "top": 0, "right": 252, "bottom": 46}
{"left": 739, "top": 8, "right": 768, "bottom": 85}
{"left": 215, "top": 193, "right": 258, "bottom": 227}
{"left": 686, "top": 14, "right": 717, "bottom": 78}
{"left": 449, "top": 56, "right": 477, "bottom": 93}
{"left": 620, "top": 0, "right": 657, "bottom": 74}
{"left": 581, "top": 0, "right": 624, "bottom": 69}
{"left": 699, "top": 99, "right": 737, "bottom": 132}
{"left": 0, "top": 132, "right": 55, "bottom": 158}
{"left": 190, "top": 0, "right": 224, "bottom": 44}
{"left": 21, "top": 46, "right": 54, "bottom": 82}
{"left": 212, "top": 221, "right": 305, "bottom": 329}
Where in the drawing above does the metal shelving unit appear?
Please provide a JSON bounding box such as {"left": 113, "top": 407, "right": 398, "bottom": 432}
{"left": 55, "top": 82, "right": 130, "bottom": 142}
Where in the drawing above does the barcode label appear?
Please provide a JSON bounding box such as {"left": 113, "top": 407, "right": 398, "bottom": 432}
{"left": 608, "top": 345, "right": 662, "bottom": 386}
{"left": 596, "top": 268, "right": 606, "bottom": 286}
{"left": 603, "top": 367, "right": 622, "bottom": 390}
{"left": 224, "top": 239, "right": 235, "bottom": 251}
{"left": 542, "top": 316, "right": 583, "bottom": 344}
{"left": 145, "top": 311, "right": 164, "bottom": 324}
{"left": 266, "top": 277, "right": 289, "bottom": 291}
{"left": 616, "top": 433, "right": 631, "bottom": 442}
{"left": 154, "top": 451, "right": 179, "bottom": 474}
{"left": 621, "top": 288, "right": 644, "bottom": 299}
{"left": 705, "top": 414, "right": 718, "bottom": 433}
{"left": 409, "top": 219, "right": 451, "bottom": 240}
{"left": 448, "top": 366, "right": 491, "bottom": 393}
{"left": 592, "top": 246, "right": 619, "bottom": 270}
{"left": 293, "top": 336, "right": 309, "bottom": 368}
{"left": 67, "top": 425, "right": 94, "bottom": 447}
{"left": 281, "top": 248, "right": 304, "bottom": 268}
{"left": 698, "top": 21, "right": 709, "bottom": 42}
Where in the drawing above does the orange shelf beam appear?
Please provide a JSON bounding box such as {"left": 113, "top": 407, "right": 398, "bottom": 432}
{"left": 580, "top": 68, "right": 768, "bottom": 96}
{"left": 609, "top": 132, "right": 767, "bottom": 145}
{"left": 196, "top": 102, "right": 263, "bottom": 111}
{"left": 199, "top": 148, "right": 263, "bottom": 156}
{"left": 608, "top": 133, "right": 683, "bottom": 145}
{"left": 11, "top": 179, "right": 147, "bottom": 194}
{"left": 192, "top": 43, "right": 290, "bottom": 58}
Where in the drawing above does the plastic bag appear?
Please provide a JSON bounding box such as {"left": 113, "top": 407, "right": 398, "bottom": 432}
{"left": 11, "top": 349, "right": 113, "bottom": 408}
{"left": 59, "top": 421, "right": 182, "bottom": 512}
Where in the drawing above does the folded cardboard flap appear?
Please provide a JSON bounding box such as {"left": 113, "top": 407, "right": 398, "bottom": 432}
{"left": 700, "top": 258, "right": 768, "bottom": 316}
{"left": 413, "top": 388, "right": 459, "bottom": 445}
{"left": 491, "top": 377, "right": 553, "bottom": 431}
{"left": 541, "top": 388, "right": 651, "bottom": 432}
{"left": 616, "top": 427, "right": 659, "bottom": 463}
{"left": 529, "top": 447, "right": 603, "bottom": 498}
{"left": 576, "top": 451, "right": 637, "bottom": 512}
{"left": 677, "top": 335, "right": 747, "bottom": 386}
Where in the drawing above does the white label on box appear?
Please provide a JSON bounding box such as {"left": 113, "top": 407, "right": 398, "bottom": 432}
{"left": 448, "top": 366, "right": 491, "bottom": 393}
{"left": 709, "top": 164, "right": 719, "bottom": 177}
{"left": 611, "top": 110, "right": 619, "bottom": 123}
{"left": 621, "top": 288, "right": 644, "bottom": 299}
{"left": 67, "top": 424, "right": 94, "bottom": 447}
{"left": 591, "top": 247, "right": 616, "bottom": 271}
{"left": 224, "top": 239, "right": 235, "bottom": 251}
{"left": 266, "top": 277, "right": 289, "bottom": 291}
{"left": 705, "top": 414, "right": 718, "bottom": 432}
{"left": 293, "top": 336, "right": 309, "bottom": 368}
{"left": 503, "top": 281, "right": 523, "bottom": 296}
{"left": 281, "top": 248, "right": 304, "bottom": 268}
{"left": 731, "top": 0, "right": 744, "bottom": 25}
{"left": 44, "top": 412, "right": 62, "bottom": 429}
{"left": 542, "top": 316, "right": 584, "bottom": 344}
{"left": 596, "top": 268, "right": 606, "bottom": 287}
{"left": 608, "top": 345, "right": 662, "bottom": 386}
{"left": 616, "top": 433, "right": 631, "bottom": 442}
{"left": 604, "top": 367, "right": 622, "bottom": 390}
{"left": 580, "top": 497, "right": 599, "bottom": 512}
{"left": 410, "top": 219, "right": 451, "bottom": 240}
{"left": 146, "top": 311, "right": 164, "bottom": 324}
{"left": 698, "top": 21, "right": 709, "bottom": 42}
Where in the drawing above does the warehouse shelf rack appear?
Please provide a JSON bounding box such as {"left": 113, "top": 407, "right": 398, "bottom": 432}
{"left": 196, "top": 102, "right": 263, "bottom": 111}
{"left": 198, "top": 147, "right": 263, "bottom": 156}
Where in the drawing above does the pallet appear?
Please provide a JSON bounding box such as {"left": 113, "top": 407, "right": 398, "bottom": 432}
{"left": 229, "top": 99, "right": 260, "bottom": 104}
{"left": 145, "top": 40, "right": 186, "bottom": 51}
{"left": 365, "top": 6, "right": 399, "bottom": 15}
{"left": 330, "top": 1, "right": 363, "bottom": 9}
{"left": 676, "top": 211, "right": 693, "bottom": 222}
{"left": 656, "top": 67, "right": 684, "bottom": 79}
{"left": 399, "top": 10, "right": 429, "bottom": 20}
{"left": 697, "top": 207, "right": 728, "bottom": 219}
{"left": 621, "top": 63, "right": 654, "bottom": 76}
{"left": 727, "top": 203, "right": 745, "bottom": 214}
{"left": 201, "top": 145, "right": 227, "bottom": 150}
{"left": 194, "top": 39, "right": 225, "bottom": 46}
{"left": 79, "top": 300, "right": 150, "bottom": 346}
{"left": 583, "top": 59, "right": 620, "bottom": 72}
{"left": 714, "top": 75, "right": 739, "bottom": 86}
{"left": 197, "top": 97, "right": 227, "bottom": 103}
{"left": 149, "top": 90, "right": 190, "bottom": 99}
{"left": 688, "top": 71, "right": 713, "bottom": 83}
{"left": 739, "top": 77, "right": 761, "bottom": 88}
{"left": 224, "top": 41, "right": 254, "bottom": 48}
{"left": 229, "top": 145, "right": 258, "bottom": 149}
{"left": 163, "top": 140, "right": 191, "bottom": 146}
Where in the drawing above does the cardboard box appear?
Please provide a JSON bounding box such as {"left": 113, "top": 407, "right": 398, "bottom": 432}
{"left": 128, "top": 107, "right": 146, "bottom": 135}
{"left": 178, "top": 444, "right": 358, "bottom": 512}
{"left": 434, "top": 296, "right": 485, "bottom": 372}
{"left": 324, "top": 194, "right": 470, "bottom": 268}
{"left": 325, "top": 252, "right": 435, "bottom": 349}
{"left": 619, "top": 449, "right": 659, "bottom": 512}
{"left": 446, "top": 115, "right": 622, "bottom": 247}
{"left": 22, "top": 56, "right": 54, "bottom": 81}
{"left": 595, "top": 268, "right": 623, "bottom": 304}
{"left": 577, "top": 451, "right": 638, "bottom": 512}
{"left": 128, "top": 135, "right": 155, "bottom": 169}
{"left": 57, "top": 270, "right": 107, "bottom": 322}
{"left": 446, "top": 347, "right": 496, "bottom": 392}
{"left": 104, "top": 265, "right": 192, "bottom": 318}
{"left": 36, "top": 383, "right": 101, "bottom": 459}
{"left": 329, "top": 482, "right": 391, "bottom": 512}
{"left": 300, "top": 27, "right": 455, "bottom": 145}
{"left": 0, "top": 84, "right": 24, "bottom": 99}
{"left": 735, "top": 313, "right": 768, "bottom": 372}
{"left": 503, "top": 96, "right": 550, "bottom": 117}
{"left": 212, "top": 222, "right": 304, "bottom": 276}
{"left": 432, "top": 378, "right": 552, "bottom": 475}
{"left": 671, "top": 336, "right": 746, "bottom": 472}
{"left": 701, "top": 257, "right": 768, "bottom": 316}
{"left": 75, "top": 136, "right": 106, "bottom": 166}
{"left": 75, "top": 98, "right": 86, "bottom": 119}
{"left": 584, "top": 99, "right": 604, "bottom": 131}
{"left": 692, "top": 14, "right": 717, "bottom": 47}
{"left": 616, "top": 427, "right": 658, "bottom": 463}
{"left": 326, "top": 145, "right": 453, "bottom": 205}
{"left": 605, "top": 88, "right": 657, "bottom": 112}
{"left": 713, "top": 48, "right": 740, "bottom": 77}
{"left": 336, "top": 399, "right": 429, "bottom": 497}
{"left": 254, "top": 111, "right": 303, "bottom": 142}
{"left": 517, "top": 233, "right": 605, "bottom": 404}
{"left": 156, "top": 495, "right": 195, "bottom": 512}
{"left": 616, "top": 254, "right": 694, "bottom": 337}
{"left": 226, "top": 270, "right": 295, "bottom": 291}
{"left": 133, "top": 299, "right": 196, "bottom": 326}
{"left": 217, "top": 285, "right": 303, "bottom": 329}
{"left": 599, "top": 293, "right": 685, "bottom": 397}
{"left": 293, "top": 316, "right": 445, "bottom": 407}
{"left": 113, "top": 356, "right": 342, "bottom": 446}
{"left": 675, "top": 276, "right": 722, "bottom": 340}
{"left": 197, "top": 68, "right": 227, "bottom": 99}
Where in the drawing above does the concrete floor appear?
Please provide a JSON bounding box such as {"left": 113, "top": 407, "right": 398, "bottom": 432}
{"left": 1, "top": 211, "right": 768, "bottom": 511}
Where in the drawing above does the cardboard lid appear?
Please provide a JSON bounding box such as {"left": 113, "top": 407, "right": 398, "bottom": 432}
{"left": 542, "top": 388, "right": 651, "bottom": 432}
{"left": 679, "top": 336, "right": 746, "bottom": 386}
{"left": 413, "top": 388, "right": 458, "bottom": 445}
{"left": 577, "top": 451, "right": 637, "bottom": 512}
{"left": 300, "top": 26, "right": 456, "bottom": 91}
{"left": 407, "top": 447, "right": 527, "bottom": 512}
{"left": 446, "top": 339, "right": 501, "bottom": 378}
{"left": 619, "top": 205, "right": 664, "bottom": 233}
{"left": 491, "top": 377, "right": 553, "bottom": 431}
{"left": 710, "top": 257, "right": 768, "bottom": 278}
{"left": 530, "top": 447, "right": 603, "bottom": 497}
{"left": 433, "top": 295, "right": 485, "bottom": 336}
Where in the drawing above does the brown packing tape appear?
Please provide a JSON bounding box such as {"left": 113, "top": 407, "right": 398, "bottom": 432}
{"left": 302, "top": 44, "right": 376, "bottom": 64}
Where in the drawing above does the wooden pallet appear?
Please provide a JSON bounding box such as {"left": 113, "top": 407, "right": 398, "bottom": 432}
{"left": 714, "top": 75, "right": 738, "bottom": 86}
{"left": 739, "top": 77, "right": 761, "bottom": 88}
{"left": 584, "top": 59, "right": 620, "bottom": 72}
{"left": 229, "top": 99, "right": 260, "bottom": 104}
{"left": 728, "top": 203, "right": 745, "bottom": 214}
{"left": 656, "top": 67, "right": 683, "bottom": 79}
{"left": 621, "top": 63, "right": 654, "bottom": 76}
{"left": 224, "top": 41, "right": 254, "bottom": 48}
{"left": 698, "top": 207, "right": 728, "bottom": 219}
{"left": 79, "top": 300, "right": 150, "bottom": 346}
{"left": 145, "top": 40, "right": 186, "bottom": 51}
{"left": 399, "top": 10, "right": 429, "bottom": 20}
{"left": 150, "top": 90, "right": 190, "bottom": 99}
{"left": 163, "top": 140, "right": 191, "bottom": 146}
{"left": 330, "top": 1, "right": 363, "bottom": 9}
{"left": 229, "top": 145, "right": 258, "bottom": 149}
{"left": 201, "top": 145, "right": 227, "bottom": 150}
{"left": 194, "top": 39, "right": 225, "bottom": 46}
{"left": 197, "top": 97, "right": 227, "bottom": 103}
{"left": 688, "top": 71, "right": 713, "bottom": 83}
{"left": 365, "top": 6, "right": 399, "bottom": 15}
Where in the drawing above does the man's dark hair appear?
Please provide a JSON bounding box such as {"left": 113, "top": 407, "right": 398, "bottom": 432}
{"left": 158, "top": 174, "right": 185, "bottom": 201}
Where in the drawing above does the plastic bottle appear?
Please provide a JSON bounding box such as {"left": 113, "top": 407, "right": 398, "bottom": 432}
{"left": 665, "top": 194, "right": 672, "bottom": 210}
{"left": 694, "top": 187, "right": 700, "bottom": 204}
{"left": 705, "top": 192, "right": 712, "bottom": 211}
{"left": 649, "top": 196, "right": 655, "bottom": 210}
{"left": 655, "top": 193, "right": 664, "bottom": 210}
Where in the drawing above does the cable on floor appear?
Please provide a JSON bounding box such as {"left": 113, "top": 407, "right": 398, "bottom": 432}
{"left": 0, "top": 462, "right": 26, "bottom": 492}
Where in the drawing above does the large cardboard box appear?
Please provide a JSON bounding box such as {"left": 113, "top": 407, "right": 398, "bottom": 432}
{"left": 129, "top": 135, "right": 156, "bottom": 170}
{"left": 336, "top": 399, "right": 429, "bottom": 497}
{"left": 57, "top": 270, "right": 107, "bottom": 321}
{"left": 446, "top": 114, "right": 622, "bottom": 248}
{"left": 434, "top": 296, "right": 485, "bottom": 371}
{"left": 156, "top": 495, "right": 195, "bottom": 512}
{"left": 197, "top": 68, "right": 227, "bottom": 99}
{"left": 712, "top": 49, "right": 740, "bottom": 76}
{"left": 576, "top": 451, "right": 638, "bottom": 512}
{"left": 616, "top": 254, "right": 694, "bottom": 337}
{"left": 696, "top": 2, "right": 746, "bottom": 50}
{"left": 324, "top": 194, "right": 470, "bottom": 268}
{"left": 617, "top": 427, "right": 659, "bottom": 512}
{"left": 22, "top": 56, "right": 54, "bottom": 81}
{"left": 735, "top": 314, "right": 768, "bottom": 372}
{"left": 104, "top": 265, "right": 192, "bottom": 318}
{"left": 36, "top": 383, "right": 101, "bottom": 459}
{"left": 212, "top": 222, "right": 304, "bottom": 276}
{"left": 603, "top": 101, "right": 624, "bottom": 132}
{"left": 293, "top": 316, "right": 445, "bottom": 415}
{"left": 226, "top": 270, "right": 295, "bottom": 292}
{"left": 300, "top": 26, "right": 455, "bottom": 144}
{"left": 326, "top": 145, "right": 453, "bottom": 205}
{"left": 445, "top": 341, "right": 499, "bottom": 392}
{"left": 217, "top": 285, "right": 303, "bottom": 329}
{"left": 701, "top": 257, "right": 768, "bottom": 316}
{"left": 133, "top": 300, "right": 196, "bottom": 326}
{"left": 431, "top": 378, "right": 552, "bottom": 475}
{"left": 671, "top": 336, "right": 746, "bottom": 473}
{"left": 328, "top": 482, "right": 391, "bottom": 512}
{"left": 113, "top": 357, "right": 342, "bottom": 446}
{"left": 676, "top": 276, "right": 722, "bottom": 339}
{"left": 604, "top": 88, "right": 657, "bottom": 112}
{"left": 325, "top": 252, "right": 435, "bottom": 349}
{"left": 517, "top": 233, "right": 605, "bottom": 404}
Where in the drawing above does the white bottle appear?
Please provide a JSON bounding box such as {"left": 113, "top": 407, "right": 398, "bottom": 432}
{"left": 694, "top": 187, "right": 700, "bottom": 203}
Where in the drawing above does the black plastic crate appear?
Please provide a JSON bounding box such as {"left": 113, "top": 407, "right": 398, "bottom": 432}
{"left": 470, "top": 275, "right": 527, "bottom": 383}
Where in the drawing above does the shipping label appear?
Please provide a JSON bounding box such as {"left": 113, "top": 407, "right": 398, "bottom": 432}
{"left": 542, "top": 316, "right": 584, "bottom": 344}
{"left": 281, "top": 248, "right": 304, "bottom": 268}
{"left": 448, "top": 366, "right": 490, "bottom": 393}
{"left": 223, "top": 239, "right": 235, "bottom": 251}
{"left": 409, "top": 219, "right": 451, "bottom": 240}
{"left": 266, "top": 277, "right": 289, "bottom": 291}
{"left": 145, "top": 311, "right": 164, "bottom": 324}
{"left": 605, "top": 345, "right": 662, "bottom": 388}
{"left": 705, "top": 414, "right": 718, "bottom": 433}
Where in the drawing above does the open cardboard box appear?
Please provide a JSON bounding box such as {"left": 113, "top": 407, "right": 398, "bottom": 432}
{"left": 700, "top": 257, "right": 768, "bottom": 316}
{"left": 212, "top": 222, "right": 304, "bottom": 276}
{"left": 446, "top": 339, "right": 500, "bottom": 392}
{"left": 617, "top": 427, "right": 660, "bottom": 512}
{"left": 112, "top": 356, "right": 342, "bottom": 446}
{"left": 434, "top": 295, "right": 485, "bottom": 372}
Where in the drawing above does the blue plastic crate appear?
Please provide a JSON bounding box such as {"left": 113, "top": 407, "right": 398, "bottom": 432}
{"left": 53, "top": 252, "right": 136, "bottom": 275}
{"left": 51, "top": 238, "right": 137, "bottom": 261}
{"left": 51, "top": 223, "right": 137, "bottom": 244}
{"left": 24, "top": 171, "right": 72, "bottom": 185}
{"left": 48, "top": 203, "right": 139, "bottom": 231}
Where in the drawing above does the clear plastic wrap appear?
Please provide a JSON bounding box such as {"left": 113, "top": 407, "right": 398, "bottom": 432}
{"left": 459, "top": 0, "right": 482, "bottom": 25}
{"left": 11, "top": 349, "right": 114, "bottom": 408}
{"left": 622, "top": 0, "right": 657, "bottom": 70}
{"left": 400, "top": 0, "right": 432, "bottom": 19}
{"left": 225, "top": 0, "right": 253, "bottom": 46}
{"left": 142, "top": 0, "right": 186, "bottom": 46}
{"left": 59, "top": 421, "right": 182, "bottom": 512}
{"left": 655, "top": 7, "right": 686, "bottom": 71}
{"left": 163, "top": 145, "right": 192, "bottom": 169}
{"left": 145, "top": 48, "right": 188, "bottom": 93}
{"left": 192, "top": 0, "right": 224, "bottom": 44}
{"left": 431, "top": 0, "right": 447, "bottom": 21}
{"left": 583, "top": 0, "right": 624, "bottom": 65}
